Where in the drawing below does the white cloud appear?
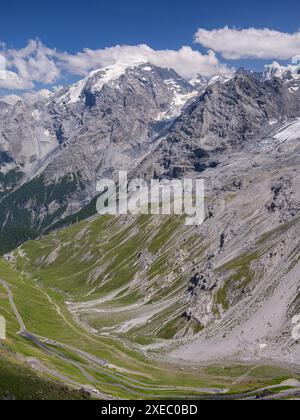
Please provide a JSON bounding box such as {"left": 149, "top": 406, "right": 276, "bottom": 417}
{"left": 3, "top": 26, "right": 300, "bottom": 97}
{"left": 57, "top": 44, "right": 233, "bottom": 79}
{"left": 195, "top": 27, "right": 300, "bottom": 60}
{"left": 0, "top": 70, "right": 33, "bottom": 89}
{"left": 0, "top": 39, "right": 233, "bottom": 96}
{"left": 5, "top": 39, "right": 60, "bottom": 84}
{"left": 0, "top": 54, "right": 6, "bottom": 80}
{"left": 1, "top": 89, "right": 52, "bottom": 105}
{"left": 22, "top": 89, "right": 53, "bottom": 104}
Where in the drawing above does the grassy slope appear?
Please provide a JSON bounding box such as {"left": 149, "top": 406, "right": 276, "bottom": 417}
{"left": 14, "top": 215, "right": 194, "bottom": 342}
{"left": 0, "top": 213, "right": 299, "bottom": 399}
{"left": 0, "top": 352, "right": 89, "bottom": 400}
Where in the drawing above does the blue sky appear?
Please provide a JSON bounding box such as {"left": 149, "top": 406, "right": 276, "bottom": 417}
{"left": 1, "top": 0, "right": 300, "bottom": 99}
{"left": 1, "top": 0, "right": 300, "bottom": 52}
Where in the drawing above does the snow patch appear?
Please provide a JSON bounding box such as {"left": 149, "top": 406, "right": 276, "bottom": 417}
{"left": 259, "top": 343, "right": 268, "bottom": 350}
{"left": 156, "top": 90, "right": 198, "bottom": 121}
{"left": 61, "top": 62, "right": 147, "bottom": 105}
{"left": 208, "top": 75, "right": 233, "bottom": 86}
{"left": 274, "top": 119, "right": 300, "bottom": 142}
{"left": 68, "top": 78, "right": 87, "bottom": 104}
{"left": 32, "top": 110, "right": 42, "bottom": 120}
{"left": 154, "top": 78, "right": 199, "bottom": 121}
{"left": 263, "top": 61, "right": 300, "bottom": 81}
{"left": 173, "top": 90, "right": 198, "bottom": 108}
{"left": 90, "top": 62, "right": 145, "bottom": 93}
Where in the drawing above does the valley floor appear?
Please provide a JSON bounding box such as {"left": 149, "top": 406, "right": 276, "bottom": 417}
{"left": 0, "top": 259, "right": 299, "bottom": 400}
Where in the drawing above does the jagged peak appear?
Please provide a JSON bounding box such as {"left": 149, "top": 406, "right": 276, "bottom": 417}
{"left": 56, "top": 62, "right": 194, "bottom": 106}
{"left": 0, "top": 94, "right": 24, "bottom": 106}
{"left": 233, "top": 67, "right": 262, "bottom": 81}
{"left": 263, "top": 61, "right": 300, "bottom": 81}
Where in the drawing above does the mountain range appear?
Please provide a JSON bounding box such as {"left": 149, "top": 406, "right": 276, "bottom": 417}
{"left": 0, "top": 60, "right": 299, "bottom": 399}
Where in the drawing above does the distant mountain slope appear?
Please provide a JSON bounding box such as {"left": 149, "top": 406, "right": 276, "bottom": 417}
{"left": 138, "top": 69, "right": 300, "bottom": 178}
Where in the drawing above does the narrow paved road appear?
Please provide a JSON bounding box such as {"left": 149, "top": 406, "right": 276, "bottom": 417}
{"left": 0, "top": 280, "right": 26, "bottom": 333}
{"left": 27, "top": 359, "right": 108, "bottom": 400}
{"left": 0, "top": 279, "right": 108, "bottom": 397}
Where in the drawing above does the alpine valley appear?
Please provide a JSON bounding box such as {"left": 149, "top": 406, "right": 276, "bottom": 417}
{"left": 0, "top": 61, "right": 299, "bottom": 400}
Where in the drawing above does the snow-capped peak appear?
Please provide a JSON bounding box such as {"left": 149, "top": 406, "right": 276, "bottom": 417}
{"left": 208, "top": 74, "right": 233, "bottom": 86}
{"left": 263, "top": 61, "right": 300, "bottom": 81}
{"left": 0, "top": 94, "right": 24, "bottom": 106}
{"left": 89, "top": 62, "right": 146, "bottom": 93}
{"left": 189, "top": 74, "right": 207, "bottom": 89}
{"left": 61, "top": 62, "right": 148, "bottom": 105}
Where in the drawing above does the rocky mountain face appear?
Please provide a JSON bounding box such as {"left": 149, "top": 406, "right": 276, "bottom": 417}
{"left": 263, "top": 61, "right": 300, "bottom": 82}
{"left": 0, "top": 63, "right": 197, "bottom": 179}
{"left": 0, "top": 101, "right": 11, "bottom": 116}
{"left": 0, "top": 63, "right": 199, "bottom": 252}
{"left": 0, "top": 63, "right": 299, "bottom": 255}
{"left": 139, "top": 68, "right": 300, "bottom": 178}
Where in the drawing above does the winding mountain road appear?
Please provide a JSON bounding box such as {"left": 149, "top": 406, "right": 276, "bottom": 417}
{"left": 1, "top": 278, "right": 300, "bottom": 400}
{"left": 0, "top": 279, "right": 109, "bottom": 399}
{"left": 0, "top": 280, "right": 26, "bottom": 333}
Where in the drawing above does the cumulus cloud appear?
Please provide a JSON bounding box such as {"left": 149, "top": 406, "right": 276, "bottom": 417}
{"left": 194, "top": 27, "right": 300, "bottom": 60}
{"left": 3, "top": 26, "right": 300, "bottom": 96}
{"left": 5, "top": 39, "right": 60, "bottom": 84}
{"left": 0, "top": 39, "right": 233, "bottom": 96}
{"left": 0, "top": 54, "right": 6, "bottom": 80}
{"left": 57, "top": 44, "right": 233, "bottom": 79}
{"left": 0, "top": 39, "right": 60, "bottom": 92}
{"left": 22, "top": 89, "right": 53, "bottom": 104}
{"left": 0, "top": 70, "right": 33, "bottom": 89}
